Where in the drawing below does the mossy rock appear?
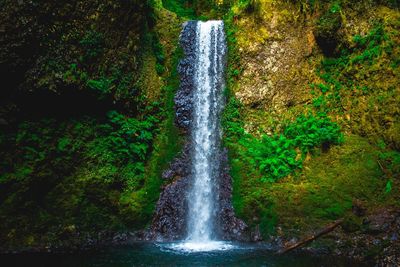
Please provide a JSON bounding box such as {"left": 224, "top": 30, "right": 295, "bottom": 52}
{"left": 315, "top": 3, "right": 343, "bottom": 56}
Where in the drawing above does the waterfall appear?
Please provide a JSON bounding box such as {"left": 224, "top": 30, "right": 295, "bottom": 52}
{"left": 186, "top": 21, "right": 226, "bottom": 243}
{"left": 150, "top": 19, "right": 246, "bottom": 249}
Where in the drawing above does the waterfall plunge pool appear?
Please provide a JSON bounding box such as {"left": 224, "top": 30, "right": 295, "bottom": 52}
{"left": 162, "top": 240, "right": 235, "bottom": 252}
{"left": 1, "top": 242, "right": 369, "bottom": 267}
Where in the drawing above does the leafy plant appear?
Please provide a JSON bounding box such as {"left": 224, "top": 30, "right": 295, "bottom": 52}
{"left": 87, "top": 77, "right": 113, "bottom": 97}
{"left": 86, "top": 110, "right": 158, "bottom": 167}
{"left": 222, "top": 96, "right": 245, "bottom": 142}
{"left": 351, "top": 24, "right": 388, "bottom": 64}
{"left": 224, "top": 95, "right": 343, "bottom": 182}
{"left": 63, "top": 63, "right": 88, "bottom": 84}
{"left": 162, "top": 0, "right": 196, "bottom": 18}
{"left": 284, "top": 114, "right": 344, "bottom": 153}
{"left": 242, "top": 134, "right": 301, "bottom": 182}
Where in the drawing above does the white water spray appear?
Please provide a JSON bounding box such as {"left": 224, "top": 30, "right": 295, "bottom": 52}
{"left": 176, "top": 20, "right": 228, "bottom": 251}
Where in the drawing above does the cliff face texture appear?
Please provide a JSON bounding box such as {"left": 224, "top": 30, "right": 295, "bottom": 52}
{"left": 231, "top": 1, "right": 400, "bottom": 144}
{"left": 224, "top": 0, "right": 400, "bottom": 264}
{"left": 0, "top": 0, "right": 157, "bottom": 106}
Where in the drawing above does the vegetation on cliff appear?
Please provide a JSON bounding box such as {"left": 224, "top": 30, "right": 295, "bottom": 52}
{"left": 222, "top": 0, "right": 399, "bottom": 260}
{"left": 0, "top": 0, "right": 184, "bottom": 249}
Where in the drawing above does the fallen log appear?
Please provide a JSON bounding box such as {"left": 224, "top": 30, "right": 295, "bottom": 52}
{"left": 278, "top": 218, "right": 344, "bottom": 254}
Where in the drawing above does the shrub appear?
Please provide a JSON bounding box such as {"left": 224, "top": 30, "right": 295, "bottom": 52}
{"left": 86, "top": 110, "right": 158, "bottom": 166}
{"left": 161, "top": 0, "right": 196, "bottom": 18}
{"left": 224, "top": 95, "right": 343, "bottom": 182}
{"left": 86, "top": 77, "right": 113, "bottom": 97}
{"left": 242, "top": 134, "right": 301, "bottom": 182}
{"left": 284, "top": 114, "right": 344, "bottom": 153}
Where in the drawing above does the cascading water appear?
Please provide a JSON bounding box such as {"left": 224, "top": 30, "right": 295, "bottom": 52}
{"left": 170, "top": 20, "right": 234, "bottom": 251}
{"left": 187, "top": 20, "right": 226, "bottom": 243}
{"left": 151, "top": 19, "right": 246, "bottom": 250}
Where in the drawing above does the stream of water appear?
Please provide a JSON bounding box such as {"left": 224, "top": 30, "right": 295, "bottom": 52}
{"left": 179, "top": 20, "right": 227, "bottom": 251}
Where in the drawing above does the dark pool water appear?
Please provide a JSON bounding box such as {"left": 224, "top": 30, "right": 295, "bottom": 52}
{"left": 1, "top": 242, "right": 369, "bottom": 267}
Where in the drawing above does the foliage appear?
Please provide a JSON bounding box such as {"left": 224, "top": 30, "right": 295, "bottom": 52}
{"left": 284, "top": 114, "right": 343, "bottom": 153}
{"left": 86, "top": 110, "right": 158, "bottom": 165}
{"left": 311, "top": 19, "right": 400, "bottom": 149}
{"left": 351, "top": 24, "right": 389, "bottom": 64}
{"left": 162, "top": 0, "right": 197, "bottom": 18}
{"left": 0, "top": 0, "right": 178, "bottom": 250}
{"left": 379, "top": 148, "right": 400, "bottom": 196}
{"left": 243, "top": 134, "right": 301, "bottom": 182}
{"left": 223, "top": 84, "right": 344, "bottom": 182}
{"left": 63, "top": 62, "right": 142, "bottom": 105}
{"left": 87, "top": 77, "right": 113, "bottom": 97}
{"left": 221, "top": 96, "right": 245, "bottom": 141}
{"left": 80, "top": 30, "right": 104, "bottom": 61}
{"left": 236, "top": 0, "right": 261, "bottom": 13}
{"left": 137, "top": 45, "right": 184, "bottom": 223}
{"left": 0, "top": 103, "right": 163, "bottom": 246}
{"left": 161, "top": 0, "right": 235, "bottom": 19}
{"left": 63, "top": 63, "right": 88, "bottom": 83}
{"left": 312, "top": 23, "right": 389, "bottom": 113}
{"left": 222, "top": 0, "right": 400, "bottom": 241}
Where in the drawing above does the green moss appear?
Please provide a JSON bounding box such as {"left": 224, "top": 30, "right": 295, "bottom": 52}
{"left": 342, "top": 214, "right": 363, "bottom": 233}
{"left": 312, "top": 16, "right": 400, "bottom": 149}
{"left": 162, "top": 0, "right": 197, "bottom": 18}
{"left": 223, "top": 2, "right": 400, "bottom": 239}
{"left": 134, "top": 45, "right": 184, "bottom": 227}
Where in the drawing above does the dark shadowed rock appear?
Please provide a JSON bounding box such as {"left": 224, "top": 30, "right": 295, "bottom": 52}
{"left": 352, "top": 199, "right": 367, "bottom": 217}
{"left": 148, "top": 143, "right": 191, "bottom": 240}
{"left": 174, "top": 21, "right": 197, "bottom": 131}
{"left": 365, "top": 209, "right": 398, "bottom": 234}
{"left": 216, "top": 148, "right": 248, "bottom": 240}
{"left": 149, "top": 177, "right": 190, "bottom": 240}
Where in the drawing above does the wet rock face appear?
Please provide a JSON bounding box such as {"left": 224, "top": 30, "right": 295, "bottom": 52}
{"left": 151, "top": 146, "right": 249, "bottom": 241}
{"left": 150, "top": 21, "right": 248, "bottom": 241}
{"left": 216, "top": 149, "right": 248, "bottom": 240}
{"left": 174, "top": 21, "right": 197, "bottom": 132}
{"left": 148, "top": 143, "right": 191, "bottom": 240}
{"left": 148, "top": 22, "right": 198, "bottom": 240}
